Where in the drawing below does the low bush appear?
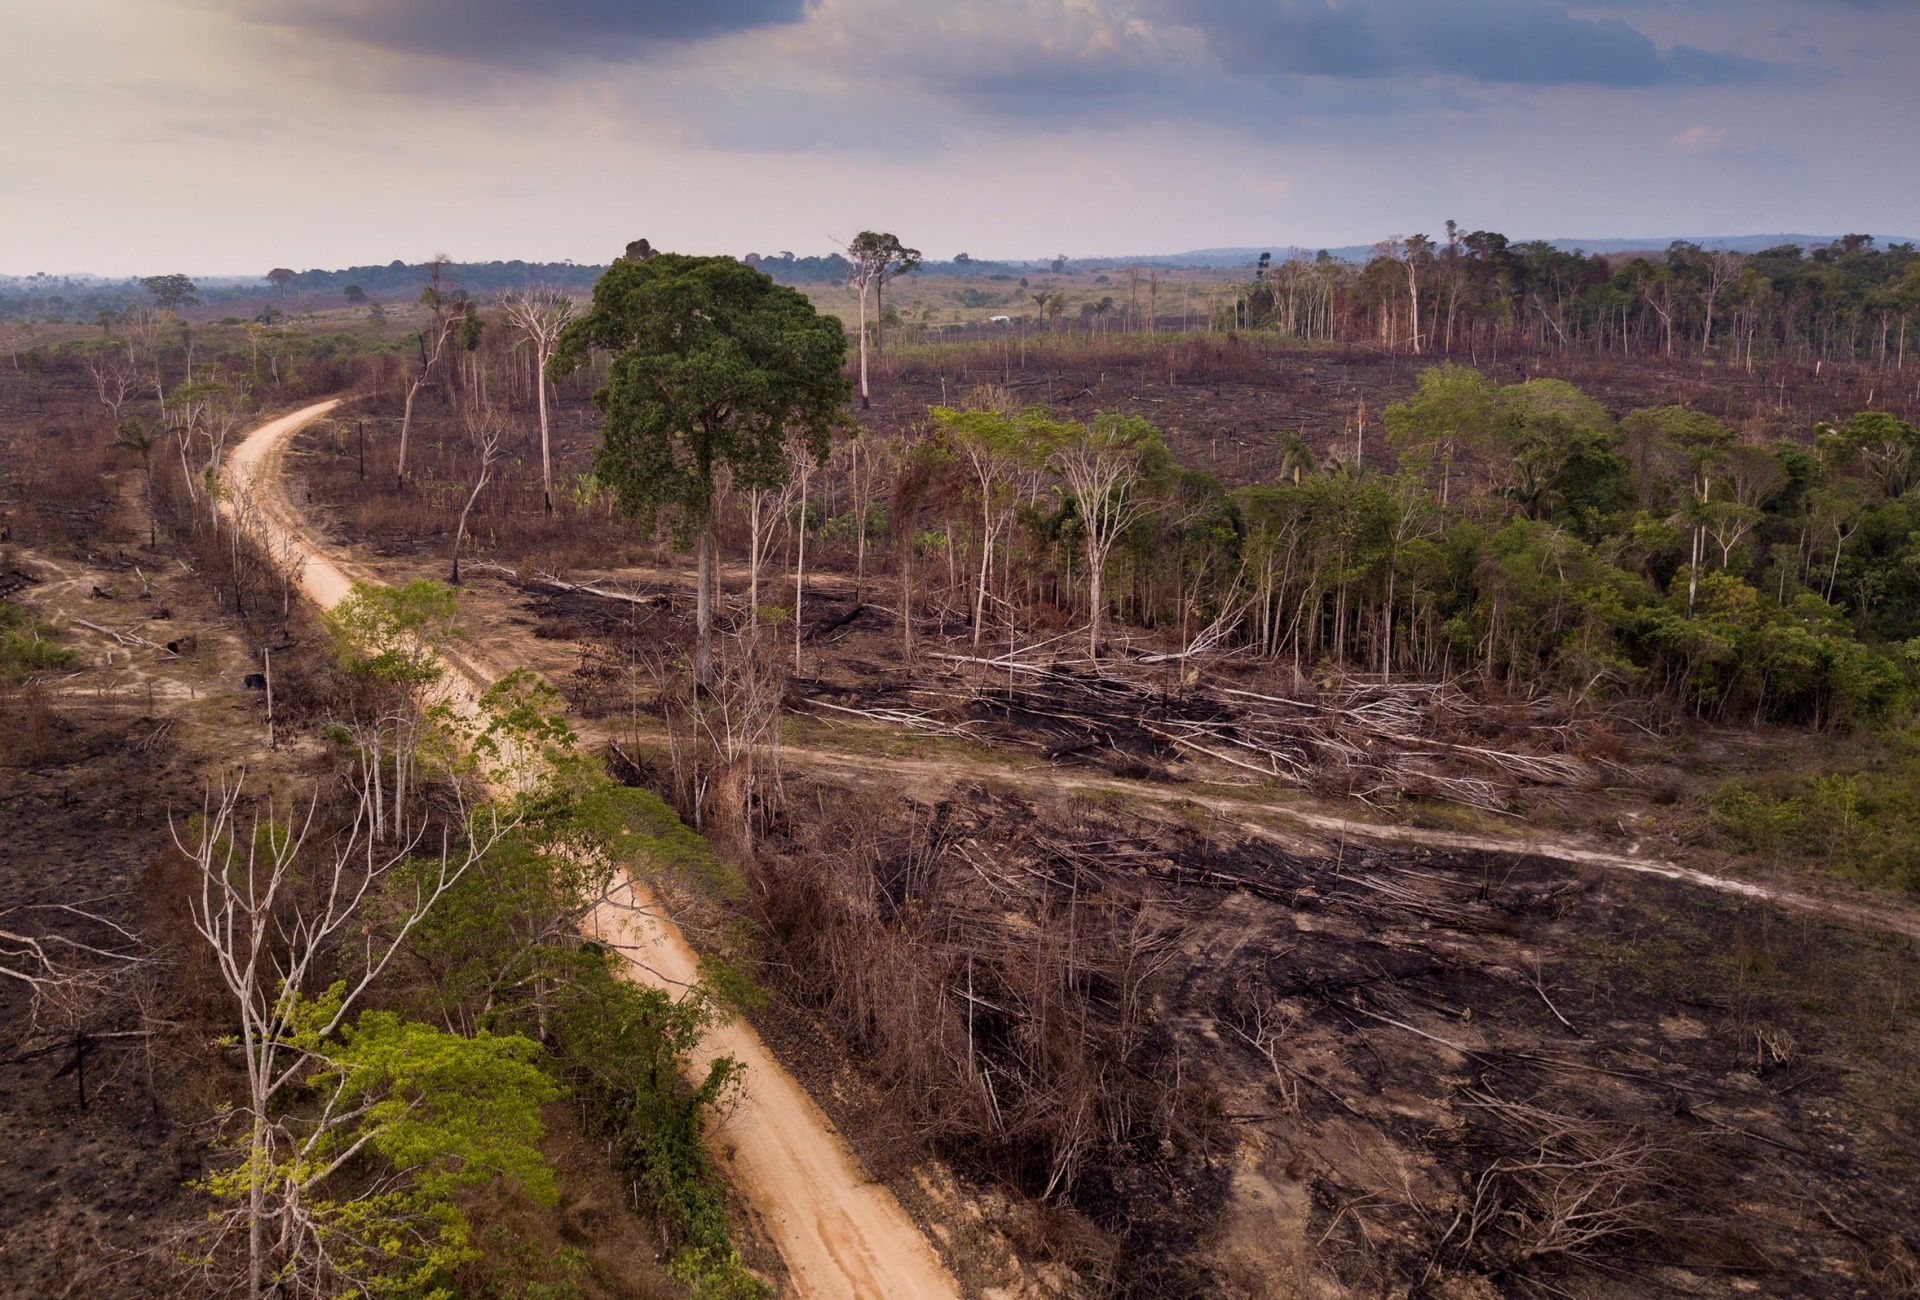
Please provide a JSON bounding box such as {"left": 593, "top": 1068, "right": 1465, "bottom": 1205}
{"left": 1712, "top": 732, "right": 1920, "bottom": 889}
{"left": 0, "top": 601, "right": 78, "bottom": 683}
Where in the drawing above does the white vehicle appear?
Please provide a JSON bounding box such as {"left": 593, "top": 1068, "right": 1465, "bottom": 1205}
{"left": 989, "top": 314, "right": 1011, "bottom": 324}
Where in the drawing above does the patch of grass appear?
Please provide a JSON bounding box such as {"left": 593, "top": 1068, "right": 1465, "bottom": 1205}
{"left": 1711, "top": 728, "right": 1920, "bottom": 890}
{"left": 0, "top": 602, "right": 78, "bottom": 684}
{"left": 1395, "top": 798, "right": 1507, "bottom": 834}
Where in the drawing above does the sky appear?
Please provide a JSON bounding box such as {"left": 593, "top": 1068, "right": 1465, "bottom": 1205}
{"left": 2, "top": 0, "right": 1916, "bottom": 276}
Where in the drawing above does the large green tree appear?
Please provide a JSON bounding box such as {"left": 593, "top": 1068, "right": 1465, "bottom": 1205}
{"left": 551, "top": 251, "right": 850, "bottom": 679}
{"left": 141, "top": 273, "right": 199, "bottom": 311}
{"left": 1822, "top": 410, "right": 1920, "bottom": 499}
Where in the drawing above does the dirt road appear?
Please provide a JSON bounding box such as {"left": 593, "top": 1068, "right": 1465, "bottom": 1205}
{"left": 223, "top": 402, "right": 963, "bottom": 1300}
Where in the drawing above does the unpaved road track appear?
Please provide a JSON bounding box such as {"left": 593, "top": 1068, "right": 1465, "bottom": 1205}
{"left": 224, "top": 402, "right": 963, "bottom": 1300}
{"left": 737, "top": 736, "right": 1920, "bottom": 944}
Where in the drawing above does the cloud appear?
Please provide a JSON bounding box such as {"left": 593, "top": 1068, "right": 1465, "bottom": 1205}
{"left": 221, "top": 0, "right": 808, "bottom": 66}
{"left": 1667, "top": 123, "right": 1754, "bottom": 154}
{"left": 1155, "top": 0, "right": 1771, "bottom": 86}
{"left": 184, "top": 0, "right": 1801, "bottom": 162}
{"left": 1669, "top": 124, "right": 1726, "bottom": 151}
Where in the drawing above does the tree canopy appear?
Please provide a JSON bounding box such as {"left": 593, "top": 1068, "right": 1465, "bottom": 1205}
{"left": 141, "top": 273, "right": 199, "bottom": 311}
{"left": 551, "top": 250, "right": 850, "bottom": 677}
{"left": 551, "top": 252, "right": 849, "bottom": 522}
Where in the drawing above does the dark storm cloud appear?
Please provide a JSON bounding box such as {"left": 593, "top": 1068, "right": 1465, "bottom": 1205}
{"left": 244, "top": 0, "right": 807, "bottom": 65}
{"left": 1159, "top": 0, "right": 1771, "bottom": 86}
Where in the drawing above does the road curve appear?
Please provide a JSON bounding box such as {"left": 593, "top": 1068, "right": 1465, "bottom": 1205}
{"left": 222, "top": 401, "right": 964, "bottom": 1300}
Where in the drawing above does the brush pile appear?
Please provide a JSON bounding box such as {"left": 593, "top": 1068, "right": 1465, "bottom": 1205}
{"left": 803, "top": 641, "right": 1637, "bottom": 812}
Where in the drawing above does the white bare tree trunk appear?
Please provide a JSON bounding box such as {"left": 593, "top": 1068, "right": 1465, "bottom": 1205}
{"left": 183, "top": 777, "right": 508, "bottom": 1295}
{"left": 793, "top": 460, "right": 810, "bottom": 672}
{"left": 857, "top": 279, "right": 871, "bottom": 410}
{"left": 695, "top": 503, "right": 715, "bottom": 684}
{"left": 397, "top": 318, "right": 455, "bottom": 489}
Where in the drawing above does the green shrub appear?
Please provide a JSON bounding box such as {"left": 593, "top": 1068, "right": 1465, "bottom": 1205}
{"left": 397, "top": 764, "right": 765, "bottom": 1298}
{"left": 1714, "top": 736, "right": 1920, "bottom": 889}
{"left": 0, "top": 603, "right": 78, "bottom": 684}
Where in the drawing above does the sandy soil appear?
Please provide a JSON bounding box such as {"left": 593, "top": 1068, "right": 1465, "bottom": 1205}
{"left": 223, "top": 401, "right": 962, "bottom": 1300}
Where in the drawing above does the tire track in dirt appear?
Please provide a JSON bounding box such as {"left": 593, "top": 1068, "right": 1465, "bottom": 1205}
{"left": 758, "top": 737, "right": 1920, "bottom": 944}
{"left": 223, "top": 401, "right": 964, "bottom": 1300}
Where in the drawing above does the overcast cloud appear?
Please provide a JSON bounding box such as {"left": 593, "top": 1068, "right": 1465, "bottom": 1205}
{"left": 215, "top": 0, "right": 810, "bottom": 65}
{"left": 1, "top": 0, "right": 1912, "bottom": 275}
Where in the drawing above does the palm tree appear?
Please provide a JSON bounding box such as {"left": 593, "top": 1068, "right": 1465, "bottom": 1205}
{"left": 1274, "top": 431, "right": 1316, "bottom": 485}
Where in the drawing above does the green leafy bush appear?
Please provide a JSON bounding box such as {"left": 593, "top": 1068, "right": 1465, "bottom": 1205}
{"left": 1713, "top": 735, "right": 1920, "bottom": 889}
{"left": 0, "top": 603, "right": 78, "bottom": 683}
{"left": 396, "top": 766, "right": 764, "bottom": 1297}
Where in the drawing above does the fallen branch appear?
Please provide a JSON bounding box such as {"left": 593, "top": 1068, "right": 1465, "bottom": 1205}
{"left": 69, "top": 617, "right": 166, "bottom": 651}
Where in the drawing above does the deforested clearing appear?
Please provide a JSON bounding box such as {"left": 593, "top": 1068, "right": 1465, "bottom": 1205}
{"left": 8, "top": 226, "right": 1919, "bottom": 1298}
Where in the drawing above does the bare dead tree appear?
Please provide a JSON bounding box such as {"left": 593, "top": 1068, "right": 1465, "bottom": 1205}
{"left": 1, "top": 904, "right": 149, "bottom": 1043}
{"left": 84, "top": 344, "right": 140, "bottom": 427}
{"left": 652, "top": 627, "right": 786, "bottom": 845}
{"left": 749, "top": 794, "right": 1201, "bottom": 1211}
{"left": 396, "top": 312, "right": 459, "bottom": 490}
{"left": 835, "top": 427, "right": 890, "bottom": 602}
{"left": 789, "top": 436, "right": 816, "bottom": 672}
{"left": 1701, "top": 250, "right": 1742, "bottom": 355}
{"left": 121, "top": 304, "right": 168, "bottom": 404}
{"left": 180, "top": 776, "right": 511, "bottom": 1298}
{"left": 1, "top": 903, "right": 154, "bottom": 1119}
{"left": 221, "top": 484, "right": 308, "bottom": 638}
{"left": 1450, "top": 1091, "right": 1685, "bottom": 1269}
{"left": 501, "top": 288, "right": 578, "bottom": 513}
{"left": 449, "top": 408, "right": 503, "bottom": 585}
{"left": 740, "top": 473, "right": 799, "bottom": 630}
{"left": 1054, "top": 422, "right": 1161, "bottom": 660}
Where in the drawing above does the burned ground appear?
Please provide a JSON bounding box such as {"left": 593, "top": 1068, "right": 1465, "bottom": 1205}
{"left": 745, "top": 778, "right": 1920, "bottom": 1296}
{"left": 0, "top": 540, "right": 282, "bottom": 1296}
{"left": 432, "top": 554, "right": 1920, "bottom": 1297}
{"left": 8, "top": 328, "right": 1917, "bottom": 1296}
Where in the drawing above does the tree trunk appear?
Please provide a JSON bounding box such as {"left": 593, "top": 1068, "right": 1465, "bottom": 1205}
{"left": 450, "top": 453, "right": 491, "bottom": 585}
{"left": 858, "top": 279, "right": 871, "bottom": 410}
{"left": 536, "top": 363, "right": 553, "bottom": 514}
{"left": 398, "top": 379, "right": 420, "bottom": 489}
{"left": 695, "top": 503, "right": 715, "bottom": 684}
{"left": 1382, "top": 566, "right": 1395, "bottom": 683}
{"left": 248, "top": 1108, "right": 267, "bottom": 1296}
{"left": 748, "top": 489, "right": 763, "bottom": 629}
{"left": 794, "top": 463, "right": 809, "bottom": 672}
{"left": 852, "top": 441, "right": 866, "bottom": 601}
{"left": 973, "top": 505, "right": 995, "bottom": 650}
{"left": 900, "top": 536, "right": 913, "bottom": 661}
{"left": 1087, "top": 545, "right": 1105, "bottom": 659}
{"left": 1407, "top": 264, "right": 1421, "bottom": 354}
{"left": 1687, "top": 525, "right": 1702, "bottom": 615}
